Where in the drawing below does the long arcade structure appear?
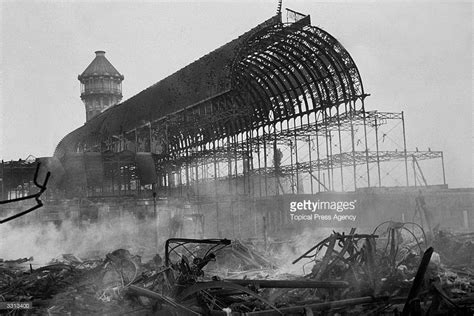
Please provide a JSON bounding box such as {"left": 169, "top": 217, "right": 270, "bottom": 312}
{"left": 3, "top": 11, "right": 445, "bottom": 203}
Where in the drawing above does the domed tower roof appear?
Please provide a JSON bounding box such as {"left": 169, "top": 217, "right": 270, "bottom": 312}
{"left": 78, "top": 50, "right": 124, "bottom": 122}
{"left": 78, "top": 51, "right": 124, "bottom": 80}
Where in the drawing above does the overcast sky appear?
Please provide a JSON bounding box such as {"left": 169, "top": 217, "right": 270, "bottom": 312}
{"left": 0, "top": 0, "right": 472, "bottom": 188}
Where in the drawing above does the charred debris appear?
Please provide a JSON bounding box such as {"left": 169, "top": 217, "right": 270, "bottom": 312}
{"left": 1, "top": 224, "right": 473, "bottom": 315}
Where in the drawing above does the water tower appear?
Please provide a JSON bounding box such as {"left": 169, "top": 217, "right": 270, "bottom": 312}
{"left": 78, "top": 51, "right": 124, "bottom": 121}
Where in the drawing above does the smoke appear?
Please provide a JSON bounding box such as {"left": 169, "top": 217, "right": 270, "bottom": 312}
{"left": 1, "top": 196, "right": 363, "bottom": 276}
{"left": 0, "top": 212, "right": 163, "bottom": 265}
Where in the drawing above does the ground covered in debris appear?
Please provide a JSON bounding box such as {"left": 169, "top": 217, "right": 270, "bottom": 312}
{"left": 1, "top": 224, "right": 473, "bottom": 315}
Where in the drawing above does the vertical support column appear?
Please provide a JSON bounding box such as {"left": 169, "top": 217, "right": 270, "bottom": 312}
{"left": 134, "top": 128, "right": 138, "bottom": 153}
{"left": 227, "top": 135, "right": 232, "bottom": 195}
{"left": 233, "top": 134, "right": 239, "bottom": 194}
{"left": 110, "top": 159, "right": 115, "bottom": 195}
{"left": 185, "top": 148, "right": 190, "bottom": 196}
{"left": 336, "top": 106, "right": 344, "bottom": 191}
{"left": 148, "top": 121, "right": 153, "bottom": 153}
{"left": 441, "top": 152, "right": 446, "bottom": 185}
{"left": 244, "top": 131, "right": 249, "bottom": 196}
{"left": 289, "top": 139, "right": 294, "bottom": 194}
{"left": 362, "top": 102, "right": 371, "bottom": 187}
{"left": 1, "top": 160, "right": 4, "bottom": 201}
{"left": 201, "top": 144, "right": 205, "bottom": 185}
{"left": 315, "top": 112, "right": 321, "bottom": 192}
{"left": 245, "top": 128, "right": 252, "bottom": 197}
{"left": 263, "top": 126, "right": 268, "bottom": 196}
{"left": 256, "top": 127, "right": 262, "bottom": 197}
{"left": 308, "top": 134, "right": 314, "bottom": 194}
{"left": 374, "top": 115, "right": 382, "bottom": 187}
{"left": 324, "top": 110, "right": 332, "bottom": 191}
{"left": 263, "top": 215, "right": 267, "bottom": 251}
{"left": 153, "top": 191, "right": 158, "bottom": 250}
{"left": 328, "top": 110, "right": 335, "bottom": 191}
{"left": 294, "top": 117, "right": 299, "bottom": 194}
{"left": 164, "top": 123, "right": 170, "bottom": 197}
{"left": 178, "top": 165, "right": 182, "bottom": 197}
{"left": 216, "top": 139, "right": 222, "bottom": 179}
{"left": 274, "top": 123, "right": 280, "bottom": 195}
{"left": 349, "top": 104, "right": 357, "bottom": 191}
{"left": 213, "top": 140, "right": 218, "bottom": 198}
{"left": 240, "top": 133, "right": 246, "bottom": 195}
{"left": 215, "top": 201, "right": 219, "bottom": 237}
{"left": 118, "top": 157, "right": 122, "bottom": 196}
{"left": 412, "top": 156, "right": 418, "bottom": 187}
{"left": 402, "top": 111, "right": 409, "bottom": 187}
{"left": 195, "top": 161, "right": 199, "bottom": 197}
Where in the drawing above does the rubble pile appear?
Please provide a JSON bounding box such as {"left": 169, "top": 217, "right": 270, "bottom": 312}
{"left": 0, "top": 252, "right": 141, "bottom": 314}
{"left": 0, "top": 225, "right": 473, "bottom": 315}
{"left": 208, "top": 240, "right": 278, "bottom": 278}
{"left": 434, "top": 231, "right": 474, "bottom": 268}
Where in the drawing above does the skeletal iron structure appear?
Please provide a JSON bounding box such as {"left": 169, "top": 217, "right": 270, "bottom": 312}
{"left": 3, "top": 10, "right": 445, "bottom": 202}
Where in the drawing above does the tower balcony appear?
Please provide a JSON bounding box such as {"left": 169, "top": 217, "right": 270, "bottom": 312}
{"left": 80, "top": 88, "right": 122, "bottom": 97}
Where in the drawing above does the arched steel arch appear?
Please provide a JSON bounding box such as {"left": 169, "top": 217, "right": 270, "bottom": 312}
{"left": 230, "top": 17, "right": 366, "bottom": 131}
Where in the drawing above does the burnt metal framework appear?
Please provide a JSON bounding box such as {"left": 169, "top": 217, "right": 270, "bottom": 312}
{"left": 147, "top": 109, "right": 445, "bottom": 199}
{"left": 53, "top": 12, "right": 445, "bottom": 199}
{"left": 0, "top": 157, "right": 39, "bottom": 200}
{"left": 0, "top": 163, "right": 50, "bottom": 224}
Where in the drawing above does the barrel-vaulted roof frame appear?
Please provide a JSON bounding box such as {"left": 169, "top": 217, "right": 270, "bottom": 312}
{"left": 55, "top": 14, "right": 365, "bottom": 158}
{"left": 230, "top": 16, "right": 365, "bottom": 132}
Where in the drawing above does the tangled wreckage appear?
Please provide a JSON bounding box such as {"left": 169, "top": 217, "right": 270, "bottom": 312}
{"left": 1, "top": 225, "right": 473, "bottom": 315}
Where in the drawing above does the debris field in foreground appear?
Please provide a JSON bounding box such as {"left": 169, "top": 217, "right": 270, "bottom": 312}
{"left": 1, "top": 223, "right": 473, "bottom": 315}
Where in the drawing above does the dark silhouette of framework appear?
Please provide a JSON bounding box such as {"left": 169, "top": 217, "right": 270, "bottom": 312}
{"left": 0, "top": 162, "right": 50, "bottom": 224}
